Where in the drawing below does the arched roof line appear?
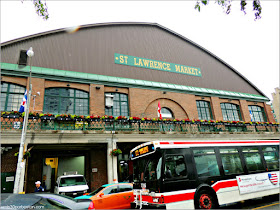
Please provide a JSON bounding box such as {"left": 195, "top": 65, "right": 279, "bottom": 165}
{"left": 1, "top": 22, "right": 266, "bottom": 98}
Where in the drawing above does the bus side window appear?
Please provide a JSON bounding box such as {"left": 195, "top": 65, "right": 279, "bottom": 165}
{"left": 262, "top": 146, "right": 279, "bottom": 170}
{"left": 193, "top": 149, "right": 220, "bottom": 177}
{"left": 242, "top": 147, "right": 265, "bottom": 172}
{"left": 165, "top": 155, "right": 187, "bottom": 178}
{"left": 220, "top": 148, "right": 244, "bottom": 175}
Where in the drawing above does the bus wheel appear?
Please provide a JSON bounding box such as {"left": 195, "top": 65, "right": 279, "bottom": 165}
{"left": 196, "top": 190, "right": 218, "bottom": 209}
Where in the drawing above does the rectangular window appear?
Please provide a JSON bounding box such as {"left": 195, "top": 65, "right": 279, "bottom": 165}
{"left": 262, "top": 146, "right": 279, "bottom": 170}
{"left": 44, "top": 88, "right": 89, "bottom": 115}
{"left": 242, "top": 147, "right": 264, "bottom": 172}
{"left": 105, "top": 93, "right": 129, "bottom": 117}
{"left": 220, "top": 148, "right": 243, "bottom": 175}
{"left": 119, "top": 184, "right": 132, "bottom": 192}
{"left": 193, "top": 149, "right": 220, "bottom": 177}
{"left": 1, "top": 83, "right": 25, "bottom": 111}
{"left": 196, "top": 100, "right": 212, "bottom": 120}
{"left": 248, "top": 105, "right": 267, "bottom": 122}
{"left": 221, "top": 103, "right": 242, "bottom": 121}
{"left": 164, "top": 155, "right": 187, "bottom": 179}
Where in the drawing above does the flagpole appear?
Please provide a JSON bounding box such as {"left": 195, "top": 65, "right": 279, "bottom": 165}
{"left": 13, "top": 47, "right": 34, "bottom": 194}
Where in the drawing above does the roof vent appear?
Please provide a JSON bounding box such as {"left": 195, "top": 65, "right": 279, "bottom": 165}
{"left": 18, "top": 50, "right": 28, "bottom": 66}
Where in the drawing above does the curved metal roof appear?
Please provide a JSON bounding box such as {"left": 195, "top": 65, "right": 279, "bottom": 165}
{"left": 1, "top": 22, "right": 267, "bottom": 99}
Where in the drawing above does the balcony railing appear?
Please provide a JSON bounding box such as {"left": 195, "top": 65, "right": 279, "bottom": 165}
{"left": 1, "top": 116, "right": 279, "bottom": 133}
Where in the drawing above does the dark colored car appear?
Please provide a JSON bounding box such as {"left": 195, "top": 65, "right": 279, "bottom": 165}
{"left": 0, "top": 194, "right": 65, "bottom": 209}
{"left": 35, "top": 193, "right": 94, "bottom": 209}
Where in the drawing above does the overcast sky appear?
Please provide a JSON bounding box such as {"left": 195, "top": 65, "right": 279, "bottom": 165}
{"left": 1, "top": 1, "right": 279, "bottom": 100}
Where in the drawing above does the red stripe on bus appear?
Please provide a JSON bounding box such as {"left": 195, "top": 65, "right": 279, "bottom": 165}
{"left": 139, "top": 192, "right": 195, "bottom": 204}
{"left": 139, "top": 180, "right": 238, "bottom": 204}
{"left": 141, "top": 195, "right": 153, "bottom": 203}
{"left": 159, "top": 141, "right": 279, "bottom": 145}
{"left": 212, "top": 180, "right": 238, "bottom": 192}
{"left": 164, "top": 192, "right": 195, "bottom": 203}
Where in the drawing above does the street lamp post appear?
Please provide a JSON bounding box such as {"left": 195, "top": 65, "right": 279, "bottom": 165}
{"left": 13, "top": 47, "right": 34, "bottom": 194}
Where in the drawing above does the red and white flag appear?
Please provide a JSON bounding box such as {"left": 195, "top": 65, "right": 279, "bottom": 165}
{"left": 19, "top": 90, "right": 27, "bottom": 113}
{"left": 158, "top": 101, "right": 162, "bottom": 119}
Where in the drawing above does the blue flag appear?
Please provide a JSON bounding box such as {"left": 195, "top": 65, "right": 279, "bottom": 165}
{"left": 19, "top": 90, "right": 27, "bottom": 113}
{"left": 249, "top": 110, "right": 253, "bottom": 122}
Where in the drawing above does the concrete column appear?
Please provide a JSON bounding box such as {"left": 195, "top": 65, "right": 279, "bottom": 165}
{"left": 107, "top": 133, "right": 118, "bottom": 184}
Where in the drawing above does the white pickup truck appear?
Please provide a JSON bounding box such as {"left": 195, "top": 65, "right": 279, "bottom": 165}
{"left": 54, "top": 172, "right": 89, "bottom": 197}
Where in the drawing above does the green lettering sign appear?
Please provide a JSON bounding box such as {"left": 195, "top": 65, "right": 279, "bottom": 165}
{"left": 114, "top": 53, "right": 201, "bottom": 77}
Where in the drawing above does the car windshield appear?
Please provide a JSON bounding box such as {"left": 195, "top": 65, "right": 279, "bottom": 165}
{"left": 59, "top": 176, "right": 86, "bottom": 187}
{"left": 89, "top": 186, "right": 105, "bottom": 196}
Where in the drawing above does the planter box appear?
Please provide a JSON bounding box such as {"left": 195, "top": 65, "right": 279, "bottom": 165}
{"left": 2, "top": 114, "right": 20, "bottom": 118}
{"left": 174, "top": 121, "right": 182, "bottom": 124}
{"left": 117, "top": 119, "right": 128, "bottom": 123}
{"left": 28, "top": 116, "right": 39, "bottom": 120}
{"left": 74, "top": 118, "right": 85, "bottom": 122}
{"left": 163, "top": 121, "right": 173, "bottom": 124}
{"left": 56, "top": 117, "right": 72, "bottom": 121}
{"left": 129, "top": 120, "right": 140, "bottom": 123}
{"left": 102, "top": 118, "right": 114, "bottom": 122}
{"left": 201, "top": 122, "right": 208, "bottom": 125}
{"left": 87, "top": 118, "right": 100, "bottom": 122}
{"left": 155, "top": 121, "right": 163, "bottom": 124}
{"left": 41, "top": 116, "right": 55, "bottom": 120}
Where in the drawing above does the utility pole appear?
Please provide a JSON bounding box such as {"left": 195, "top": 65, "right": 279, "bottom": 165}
{"left": 13, "top": 47, "right": 34, "bottom": 193}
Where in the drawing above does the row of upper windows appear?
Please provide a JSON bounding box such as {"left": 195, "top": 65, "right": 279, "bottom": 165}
{"left": 197, "top": 100, "right": 267, "bottom": 122}
{"left": 0, "top": 83, "right": 267, "bottom": 122}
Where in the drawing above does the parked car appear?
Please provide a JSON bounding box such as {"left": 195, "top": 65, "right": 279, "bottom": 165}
{"left": 34, "top": 192, "right": 94, "bottom": 209}
{"left": 0, "top": 194, "right": 66, "bottom": 209}
{"left": 75, "top": 183, "right": 134, "bottom": 209}
{"left": 54, "top": 173, "right": 89, "bottom": 197}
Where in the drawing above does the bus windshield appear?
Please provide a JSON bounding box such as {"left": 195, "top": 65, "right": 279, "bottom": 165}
{"left": 132, "top": 152, "right": 162, "bottom": 189}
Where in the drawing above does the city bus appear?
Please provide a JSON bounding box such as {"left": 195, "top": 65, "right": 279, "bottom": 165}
{"left": 129, "top": 140, "right": 279, "bottom": 209}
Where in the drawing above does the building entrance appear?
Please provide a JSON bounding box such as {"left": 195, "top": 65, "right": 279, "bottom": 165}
{"left": 42, "top": 156, "right": 85, "bottom": 192}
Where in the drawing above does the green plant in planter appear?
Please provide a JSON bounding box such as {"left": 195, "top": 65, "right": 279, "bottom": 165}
{"left": 86, "top": 115, "right": 101, "bottom": 119}
{"left": 110, "top": 149, "right": 122, "bottom": 156}
{"left": 115, "top": 116, "right": 127, "bottom": 121}
{"left": 2, "top": 111, "right": 20, "bottom": 116}
{"left": 21, "top": 111, "right": 39, "bottom": 117}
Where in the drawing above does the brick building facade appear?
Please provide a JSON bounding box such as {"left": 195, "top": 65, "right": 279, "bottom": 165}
{"left": 1, "top": 22, "right": 278, "bottom": 193}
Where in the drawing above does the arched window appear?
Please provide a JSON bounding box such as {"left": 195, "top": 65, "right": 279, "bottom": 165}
{"left": 196, "top": 100, "right": 213, "bottom": 120}
{"left": 248, "top": 105, "right": 267, "bottom": 122}
{"left": 44, "top": 88, "right": 89, "bottom": 115}
{"left": 1, "top": 82, "right": 25, "bottom": 111}
{"left": 105, "top": 93, "right": 129, "bottom": 117}
{"left": 161, "top": 107, "right": 173, "bottom": 119}
{"left": 220, "top": 103, "right": 242, "bottom": 121}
